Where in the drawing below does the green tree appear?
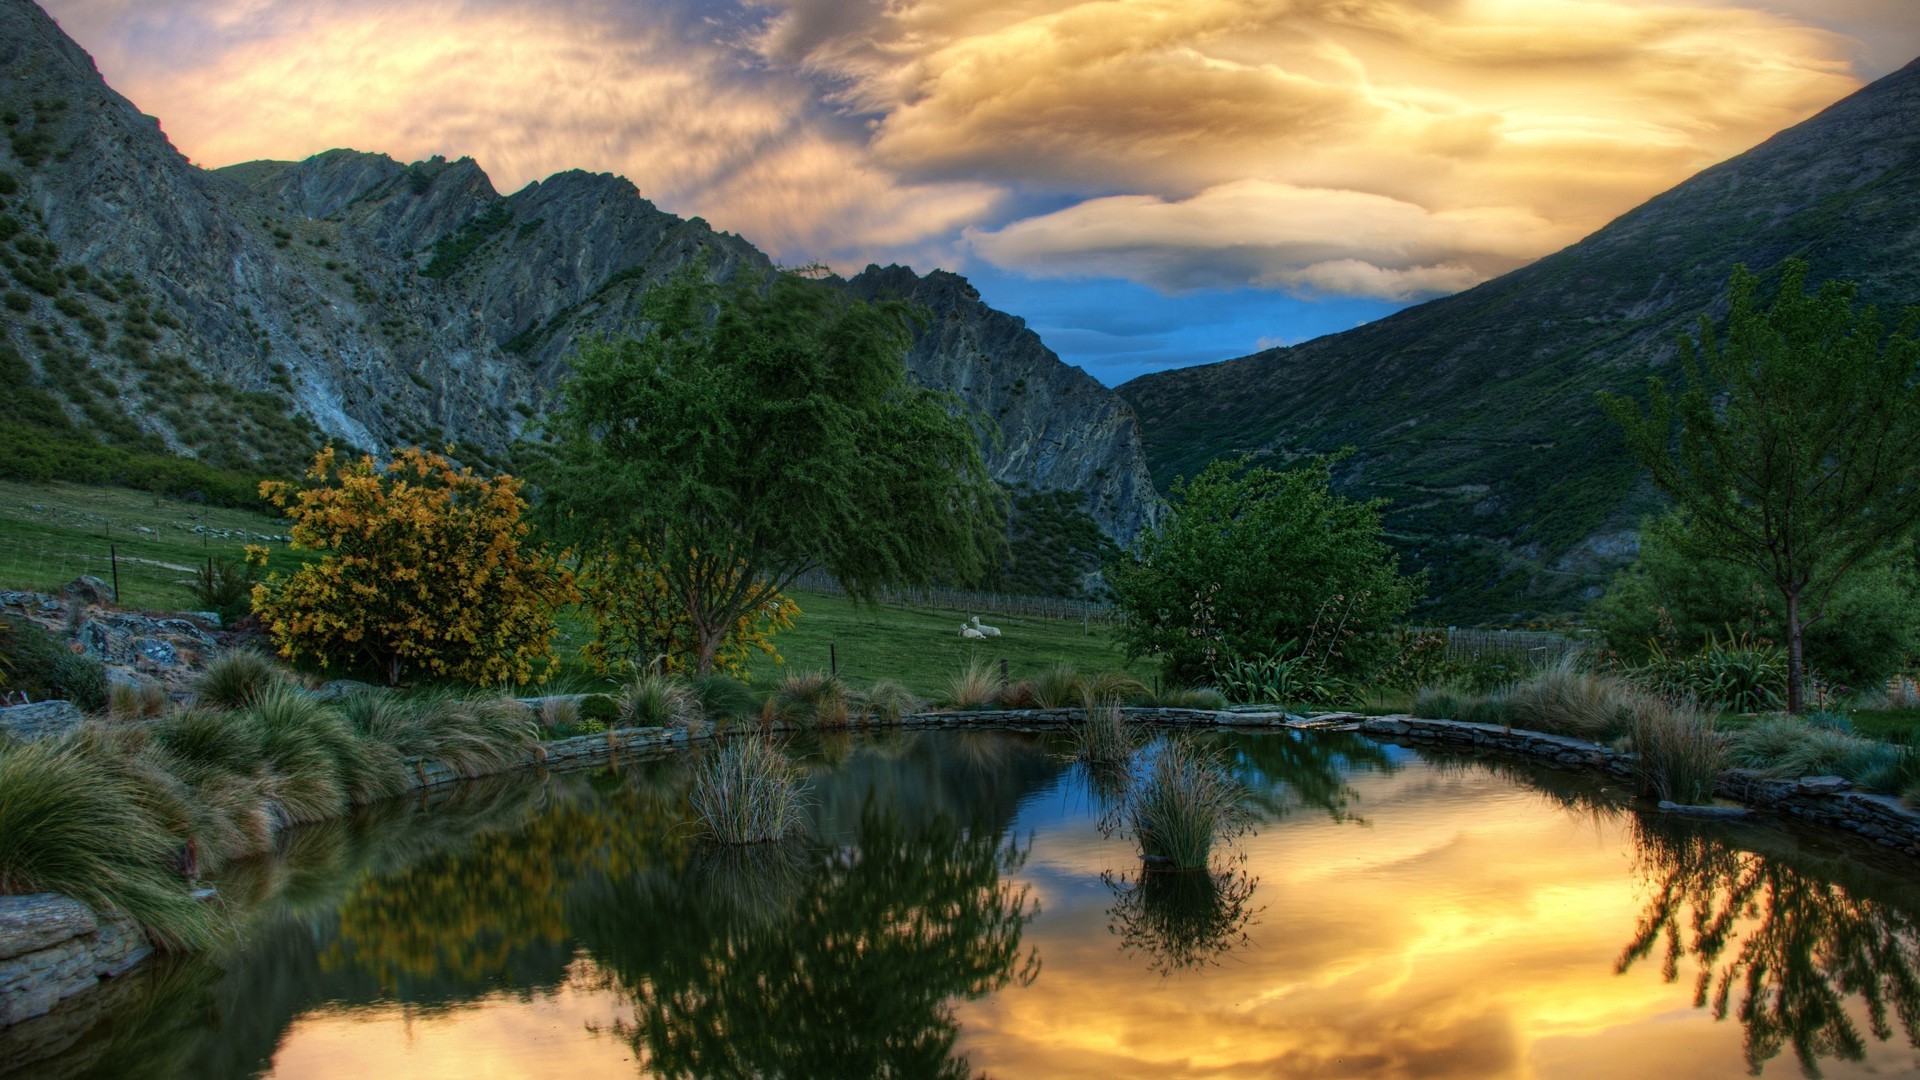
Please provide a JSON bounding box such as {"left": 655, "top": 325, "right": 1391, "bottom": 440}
{"left": 1600, "top": 260, "right": 1920, "bottom": 712}
{"left": 1108, "top": 456, "right": 1423, "bottom": 685}
{"left": 536, "top": 270, "right": 1001, "bottom": 674}
{"left": 1590, "top": 510, "right": 1920, "bottom": 686}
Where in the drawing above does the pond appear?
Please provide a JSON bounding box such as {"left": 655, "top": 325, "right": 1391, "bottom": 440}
{"left": 8, "top": 728, "right": 1920, "bottom": 1079}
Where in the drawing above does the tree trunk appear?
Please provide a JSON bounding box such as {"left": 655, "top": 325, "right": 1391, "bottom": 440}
{"left": 1784, "top": 588, "right": 1805, "bottom": 714}
{"left": 693, "top": 622, "right": 723, "bottom": 676}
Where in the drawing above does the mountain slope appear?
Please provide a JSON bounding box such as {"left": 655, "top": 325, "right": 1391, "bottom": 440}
{"left": 0, "top": 0, "right": 1159, "bottom": 545}
{"left": 1119, "top": 56, "right": 1920, "bottom": 621}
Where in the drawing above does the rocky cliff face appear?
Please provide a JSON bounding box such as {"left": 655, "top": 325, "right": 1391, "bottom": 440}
{"left": 0, "top": 0, "right": 1159, "bottom": 544}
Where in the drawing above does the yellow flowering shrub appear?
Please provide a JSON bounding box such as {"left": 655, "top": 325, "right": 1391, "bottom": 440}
{"left": 252, "top": 447, "right": 577, "bottom": 686}
{"left": 578, "top": 542, "right": 799, "bottom": 677}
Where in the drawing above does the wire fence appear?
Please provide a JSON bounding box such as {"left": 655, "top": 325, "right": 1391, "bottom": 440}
{"left": 1415, "top": 626, "right": 1594, "bottom": 666}
{"left": 789, "top": 570, "right": 1129, "bottom": 627}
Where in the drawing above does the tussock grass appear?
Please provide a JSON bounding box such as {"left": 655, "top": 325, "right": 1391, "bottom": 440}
{"left": 942, "top": 659, "right": 1002, "bottom": 711}
{"left": 1031, "top": 663, "right": 1085, "bottom": 709}
{"left": 1417, "top": 659, "right": 1656, "bottom": 743}
{"left": 688, "top": 736, "right": 807, "bottom": 844}
{"left": 687, "top": 673, "right": 761, "bottom": 724}
{"left": 194, "top": 649, "right": 284, "bottom": 709}
{"left": 537, "top": 696, "right": 579, "bottom": 733}
{"left": 1073, "top": 700, "right": 1137, "bottom": 767}
{"left": 0, "top": 738, "right": 223, "bottom": 951}
{"left": 1629, "top": 703, "right": 1721, "bottom": 804}
{"left": 1125, "top": 737, "right": 1250, "bottom": 870}
{"left": 1154, "top": 686, "right": 1230, "bottom": 711}
{"left": 998, "top": 679, "right": 1038, "bottom": 709}
{"left": 766, "top": 670, "right": 851, "bottom": 727}
{"left": 623, "top": 672, "right": 700, "bottom": 727}
{"left": 1726, "top": 717, "right": 1901, "bottom": 784}
{"left": 108, "top": 681, "right": 169, "bottom": 720}
{"left": 852, "top": 679, "right": 922, "bottom": 724}
{"left": 1082, "top": 670, "right": 1150, "bottom": 708}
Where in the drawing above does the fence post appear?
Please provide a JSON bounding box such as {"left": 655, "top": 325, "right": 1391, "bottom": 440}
{"left": 109, "top": 543, "right": 120, "bottom": 603}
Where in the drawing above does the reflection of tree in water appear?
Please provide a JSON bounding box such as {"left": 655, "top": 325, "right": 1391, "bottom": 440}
{"left": 574, "top": 806, "right": 1039, "bottom": 1080}
{"left": 1618, "top": 815, "right": 1920, "bottom": 1078}
{"left": 1209, "top": 730, "right": 1397, "bottom": 825}
{"left": 1103, "top": 863, "right": 1261, "bottom": 975}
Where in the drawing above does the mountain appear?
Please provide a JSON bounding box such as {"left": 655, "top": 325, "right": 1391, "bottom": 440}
{"left": 1119, "top": 56, "right": 1920, "bottom": 622}
{"left": 0, "top": 0, "right": 1160, "bottom": 548}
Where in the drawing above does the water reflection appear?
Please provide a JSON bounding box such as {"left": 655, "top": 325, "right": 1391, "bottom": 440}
{"left": 1102, "top": 864, "right": 1261, "bottom": 975}
{"left": 1618, "top": 815, "right": 1920, "bottom": 1079}
{"left": 1211, "top": 729, "right": 1398, "bottom": 825}
{"left": 577, "top": 808, "right": 1039, "bottom": 1079}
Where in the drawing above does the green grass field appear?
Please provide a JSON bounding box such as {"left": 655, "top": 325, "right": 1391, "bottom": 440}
{"left": 2, "top": 479, "right": 1152, "bottom": 697}
{"left": 0, "top": 479, "right": 291, "bottom": 610}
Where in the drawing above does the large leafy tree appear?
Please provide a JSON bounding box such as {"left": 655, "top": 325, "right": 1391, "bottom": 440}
{"left": 537, "top": 270, "right": 1001, "bottom": 674}
{"left": 1600, "top": 260, "right": 1920, "bottom": 712}
{"left": 1109, "top": 456, "right": 1423, "bottom": 684}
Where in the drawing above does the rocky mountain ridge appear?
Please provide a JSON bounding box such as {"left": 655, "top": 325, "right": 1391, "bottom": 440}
{"left": 0, "top": 0, "right": 1159, "bottom": 545}
{"left": 1120, "top": 54, "right": 1920, "bottom": 620}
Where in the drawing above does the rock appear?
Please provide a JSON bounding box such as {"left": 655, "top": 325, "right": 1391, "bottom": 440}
{"left": 176, "top": 611, "right": 223, "bottom": 629}
{"left": 58, "top": 577, "right": 111, "bottom": 606}
{"left": 1797, "top": 775, "right": 1852, "bottom": 794}
{"left": 0, "top": 701, "right": 85, "bottom": 742}
{"left": 1657, "top": 800, "right": 1751, "bottom": 819}
{"left": 0, "top": 897, "right": 96, "bottom": 963}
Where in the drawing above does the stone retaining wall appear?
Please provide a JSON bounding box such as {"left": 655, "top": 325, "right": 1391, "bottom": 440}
{"left": 1357, "top": 716, "right": 1920, "bottom": 858}
{"left": 0, "top": 895, "right": 149, "bottom": 1028}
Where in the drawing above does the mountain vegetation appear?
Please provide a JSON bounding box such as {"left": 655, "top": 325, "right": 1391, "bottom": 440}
{"left": 1119, "top": 57, "right": 1920, "bottom": 622}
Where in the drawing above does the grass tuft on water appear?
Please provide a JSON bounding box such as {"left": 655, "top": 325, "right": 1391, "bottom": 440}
{"left": 1629, "top": 702, "right": 1721, "bottom": 804}
{"left": 689, "top": 737, "right": 808, "bottom": 844}
{"left": 1125, "top": 737, "right": 1250, "bottom": 870}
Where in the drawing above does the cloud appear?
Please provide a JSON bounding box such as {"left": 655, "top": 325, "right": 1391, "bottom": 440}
{"left": 968, "top": 180, "right": 1576, "bottom": 298}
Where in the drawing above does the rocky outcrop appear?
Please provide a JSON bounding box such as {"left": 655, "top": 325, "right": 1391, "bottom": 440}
{"left": 0, "top": 700, "right": 82, "bottom": 742}
{"left": 0, "top": 0, "right": 1160, "bottom": 546}
{"left": 0, "top": 895, "right": 149, "bottom": 1028}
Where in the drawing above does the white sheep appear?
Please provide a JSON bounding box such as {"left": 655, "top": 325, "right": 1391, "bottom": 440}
{"left": 971, "top": 616, "right": 1001, "bottom": 637}
{"left": 960, "top": 623, "right": 987, "bottom": 640}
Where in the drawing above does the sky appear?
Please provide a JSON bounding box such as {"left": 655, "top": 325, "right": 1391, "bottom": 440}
{"left": 39, "top": 0, "right": 1920, "bottom": 385}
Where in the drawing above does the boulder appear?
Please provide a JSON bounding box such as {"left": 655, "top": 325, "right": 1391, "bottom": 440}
{"left": 58, "top": 577, "right": 112, "bottom": 606}
{"left": 0, "top": 701, "right": 85, "bottom": 742}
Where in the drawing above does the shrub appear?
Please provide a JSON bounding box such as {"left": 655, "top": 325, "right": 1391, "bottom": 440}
{"left": 350, "top": 691, "right": 534, "bottom": 778}
{"left": 194, "top": 649, "right": 284, "bottom": 709}
{"left": 622, "top": 672, "right": 698, "bottom": 727}
{"left": 1629, "top": 703, "right": 1721, "bottom": 804}
{"left": 942, "top": 659, "right": 1001, "bottom": 711}
{"left": 0, "top": 738, "right": 222, "bottom": 951}
{"left": 248, "top": 687, "right": 374, "bottom": 821}
{"left": 252, "top": 446, "right": 577, "bottom": 686}
{"left": 151, "top": 707, "right": 267, "bottom": 778}
{"left": 185, "top": 555, "right": 258, "bottom": 626}
{"left": 1083, "top": 670, "right": 1150, "bottom": 707}
{"left": 577, "top": 694, "right": 621, "bottom": 726}
{"left": 687, "top": 673, "right": 762, "bottom": 724}
{"left": 1122, "top": 737, "right": 1250, "bottom": 870}
{"left": 1216, "top": 647, "right": 1349, "bottom": 708}
{"left": 1417, "top": 661, "right": 1653, "bottom": 743}
{"left": 688, "top": 737, "right": 807, "bottom": 844}
{"left": 1632, "top": 630, "right": 1786, "bottom": 713}
{"left": 852, "top": 679, "right": 922, "bottom": 724}
{"left": 766, "top": 670, "right": 851, "bottom": 728}
{"left": 50, "top": 649, "right": 107, "bottom": 712}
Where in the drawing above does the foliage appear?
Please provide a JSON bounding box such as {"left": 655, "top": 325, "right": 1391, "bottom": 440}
{"left": 1072, "top": 700, "right": 1138, "bottom": 767}
{"left": 1215, "top": 643, "right": 1350, "bottom": 709}
{"left": 0, "top": 738, "right": 223, "bottom": 951}
{"left": 1600, "top": 259, "right": 1920, "bottom": 711}
{"left": 194, "top": 649, "right": 284, "bottom": 709}
{"left": 576, "top": 541, "right": 798, "bottom": 678}
{"left": 1591, "top": 511, "right": 1920, "bottom": 686}
{"left": 1724, "top": 717, "right": 1905, "bottom": 787}
{"left": 766, "top": 670, "right": 852, "bottom": 728}
{"left": 108, "top": 681, "right": 168, "bottom": 720}
{"left": 623, "top": 672, "right": 699, "bottom": 728}
{"left": 1028, "top": 663, "right": 1084, "bottom": 709}
{"left": 1117, "top": 736, "right": 1252, "bottom": 870}
{"left": 687, "top": 737, "right": 808, "bottom": 844}
{"left": 0, "top": 615, "right": 107, "bottom": 710}
{"left": 994, "top": 485, "right": 1121, "bottom": 599}
{"left": 1109, "top": 456, "right": 1422, "bottom": 685}
{"left": 687, "top": 673, "right": 763, "bottom": 725}
{"left": 1629, "top": 703, "right": 1721, "bottom": 804}
{"left": 1631, "top": 630, "right": 1786, "bottom": 713}
{"left": 536, "top": 270, "right": 1001, "bottom": 674}
{"left": 941, "top": 659, "right": 1002, "bottom": 711}
{"left": 850, "top": 679, "right": 922, "bottom": 724}
{"left": 186, "top": 554, "right": 259, "bottom": 627}
{"left": 252, "top": 446, "right": 576, "bottom": 686}
{"left": 1152, "top": 685, "right": 1230, "bottom": 711}
{"left": 1416, "top": 660, "right": 1658, "bottom": 743}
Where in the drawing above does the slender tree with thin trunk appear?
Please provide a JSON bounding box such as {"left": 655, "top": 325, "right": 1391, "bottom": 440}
{"left": 1600, "top": 259, "right": 1920, "bottom": 712}
{"left": 535, "top": 269, "right": 1002, "bottom": 675}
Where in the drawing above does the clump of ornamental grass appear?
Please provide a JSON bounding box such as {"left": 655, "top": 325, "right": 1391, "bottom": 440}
{"left": 1124, "top": 737, "right": 1251, "bottom": 870}
{"left": 1725, "top": 716, "right": 1902, "bottom": 784}
{"left": 852, "top": 679, "right": 923, "bottom": 724}
{"left": 1073, "top": 699, "right": 1138, "bottom": 767}
{"left": 194, "top": 649, "right": 285, "bottom": 709}
{"left": 108, "top": 680, "right": 169, "bottom": 720}
{"left": 623, "top": 671, "right": 700, "bottom": 727}
{"left": 688, "top": 736, "right": 808, "bottom": 844}
{"left": 766, "top": 670, "right": 851, "bottom": 728}
{"left": 687, "top": 672, "right": 762, "bottom": 725}
{"left": 537, "top": 695, "right": 579, "bottom": 733}
{"left": 0, "top": 737, "right": 223, "bottom": 951}
{"left": 1629, "top": 701, "right": 1722, "bottom": 804}
{"left": 1083, "top": 670, "right": 1151, "bottom": 707}
{"left": 248, "top": 687, "right": 374, "bottom": 822}
{"left": 1155, "top": 685, "right": 1230, "bottom": 711}
{"left": 1031, "top": 663, "right": 1086, "bottom": 709}
{"left": 380, "top": 691, "right": 538, "bottom": 778}
{"left": 998, "top": 679, "right": 1038, "bottom": 710}
{"left": 942, "top": 659, "right": 1002, "bottom": 711}
{"left": 1495, "top": 658, "right": 1648, "bottom": 742}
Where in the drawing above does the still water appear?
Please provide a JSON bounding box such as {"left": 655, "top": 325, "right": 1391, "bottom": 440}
{"left": 7, "top": 729, "right": 1920, "bottom": 1080}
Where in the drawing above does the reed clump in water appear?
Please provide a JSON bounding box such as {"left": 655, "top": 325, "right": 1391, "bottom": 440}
{"left": 689, "top": 737, "right": 808, "bottom": 844}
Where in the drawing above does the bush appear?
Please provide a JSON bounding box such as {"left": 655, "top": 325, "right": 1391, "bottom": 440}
{"left": 688, "top": 737, "right": 807, "bottom": 844}
{"left": 186, "top": 555, "right": 258, "bottom": 626}
{"left": 1122, "top": 737, "right": 1250, "bottom": 870}
{"left": 1632, "top": 630, "right": 1785, "bottom": 713}
{"left": 252, "top": 446, "right": 577, "bottom": 686}
{"left": 1216, "top": 648, "right": 1350, "bottom": 708}
{"left": 50, "top": 649, "right": 108, "bottom": 712}
{"left": 577, "top": 694, "right": 621, "bottom": 725}
{"left": 688, "top": 673, "right": 762, "bottom": 724}
{"left": 766, "top": 671, "right": 851, "bottom": 728}
{"left": 1629, "top": 703, "right": 1721, "bottom": 804}
{"left": 194, "top": 649, "right": 283, "bottom": 709}
{"left": 537, "top": 696, "right": 579, "bottom": 733}
{"left": 108, "top": 681, "right": 168, "bottom": 720}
